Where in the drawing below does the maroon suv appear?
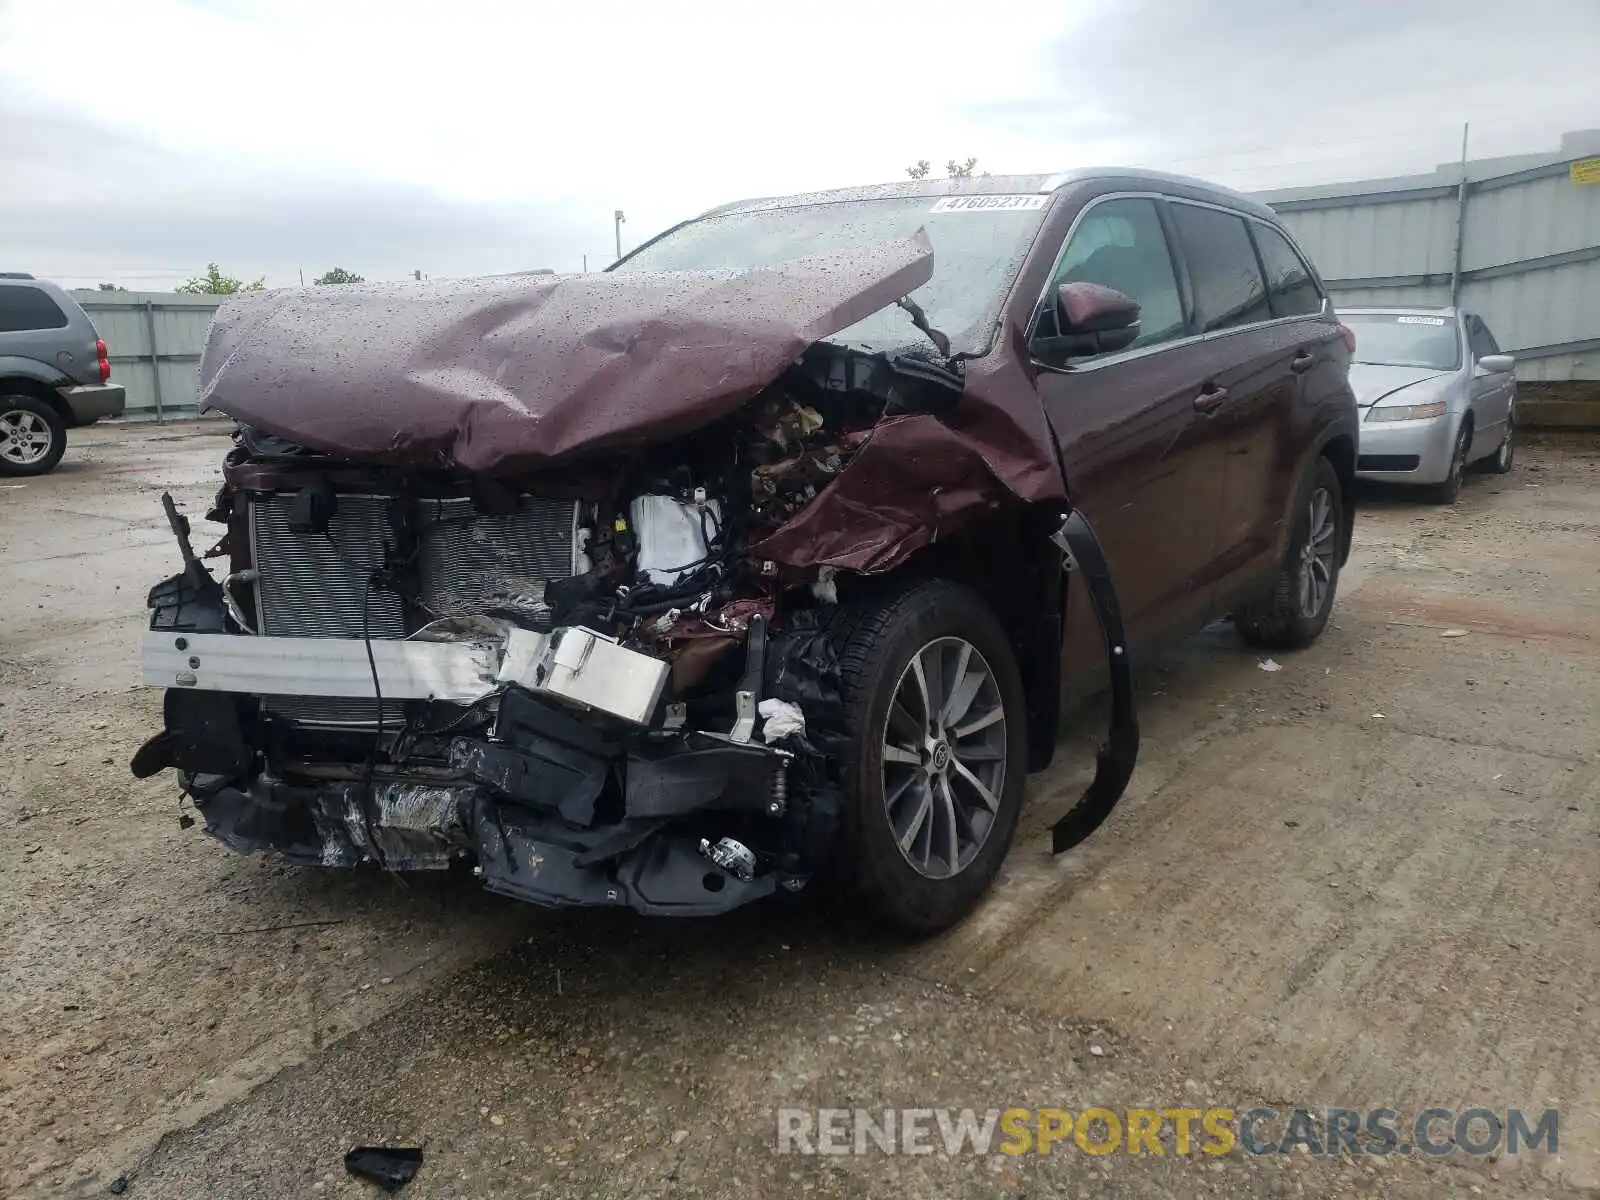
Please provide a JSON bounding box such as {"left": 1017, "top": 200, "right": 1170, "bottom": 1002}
{"left": 133, "top": 170, "right": 1356, "bottom": 934}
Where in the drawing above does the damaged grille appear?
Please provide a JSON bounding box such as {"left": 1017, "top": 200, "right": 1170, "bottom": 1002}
{"left": 249, "top": 492, "right": 581, "bottom": 727}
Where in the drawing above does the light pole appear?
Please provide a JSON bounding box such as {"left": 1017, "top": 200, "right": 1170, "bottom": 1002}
{"left": 614, "top": 210, "right": 626, "bottom": 262}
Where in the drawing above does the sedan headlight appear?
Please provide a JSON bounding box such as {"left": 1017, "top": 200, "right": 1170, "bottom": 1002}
{"left": 1365, "top": 401, "right": 1448, "bottom": 423}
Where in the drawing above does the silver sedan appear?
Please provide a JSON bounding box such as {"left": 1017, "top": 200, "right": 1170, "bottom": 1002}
{"left": 1346, "top": 307, "right": 1516, "bottom": 503}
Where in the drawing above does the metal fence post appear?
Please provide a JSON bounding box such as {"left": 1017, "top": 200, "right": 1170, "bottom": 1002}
{"left": 1449, "top": 123, "right": 1469, "bottom": 306}
{"left": 144, "top": 301, "right": 166, "bottom": 423}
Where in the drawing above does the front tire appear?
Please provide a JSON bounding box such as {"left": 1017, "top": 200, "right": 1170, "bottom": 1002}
{"left": 1424, "top": 419, "right": 1471, "bottom": 504}
{"left": 829, "top": 580, "right": 1028, "bottom": 935}
{"left": 1235, "top": 456, "right": 1344, "bottom": 651}
{"left": 0, "top": 394, "right": 67, "bottom": 477}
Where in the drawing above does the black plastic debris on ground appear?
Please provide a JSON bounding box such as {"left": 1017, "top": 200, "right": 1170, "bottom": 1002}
{"left": 344, "top": 1146, "right": 423, "bottom": 1192}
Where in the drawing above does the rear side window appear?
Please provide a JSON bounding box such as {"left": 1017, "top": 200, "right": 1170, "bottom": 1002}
{"left": 0, "top": 285, "right": 71, "bottom": 333}
{"left": 1043, "top": 197, "right": 1187, "bottom": 352}
{"left": 1169, "top": 203, "right": 1272, "bottom": 332}
{"left": 1251, "top": 223, "right": 1323, "bottom": 317}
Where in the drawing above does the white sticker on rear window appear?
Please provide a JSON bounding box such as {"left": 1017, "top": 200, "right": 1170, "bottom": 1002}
{"left": 929, "top": 194, "right": 1048, "bottom": 213}
{"left": 1396, "top": 316, "right": 1447, "bottom": 325}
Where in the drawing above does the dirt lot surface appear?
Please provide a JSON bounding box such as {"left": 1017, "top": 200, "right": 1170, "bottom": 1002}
{"left": 2, "top": 422, "right": 1596, "bottom": 1199}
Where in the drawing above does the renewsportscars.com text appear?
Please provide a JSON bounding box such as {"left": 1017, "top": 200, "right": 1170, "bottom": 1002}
{"left": 775, "top": 1106, "right": 1559, "bottom": 1158}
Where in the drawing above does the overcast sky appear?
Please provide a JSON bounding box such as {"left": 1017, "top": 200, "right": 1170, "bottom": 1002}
{"left": 3, "top": 0, "right": 1597, "bottom": 289}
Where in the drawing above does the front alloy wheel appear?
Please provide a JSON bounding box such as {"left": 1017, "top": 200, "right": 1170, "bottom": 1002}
{"left": 1426, "top": 421, "right": 1471, "bottom": 504}
{"left": 826, "top": 579, "right": 1028, "bottom": 935}
{"left": 881, "top": 637, "right": 1008, "bottom": 879}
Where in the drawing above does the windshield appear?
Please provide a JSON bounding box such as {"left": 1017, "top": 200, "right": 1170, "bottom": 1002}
{"left": 1344, "top": 313, "right": 1461, "bottom": 371}
{"left": 613, "top": 196, "right": 1050, "bottom": 356}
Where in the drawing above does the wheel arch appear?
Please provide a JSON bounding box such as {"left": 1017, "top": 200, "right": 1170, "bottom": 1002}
{"left": 834, "top": 502, "right": 1067, "bottom": 773}
{"left": 1318, "top": 430, "right": 1356, "bottom": 566}
{"left": 0, "top": 376, "right": 73, "bottom": 427}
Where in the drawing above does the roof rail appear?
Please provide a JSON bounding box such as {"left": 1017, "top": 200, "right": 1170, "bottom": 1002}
{"left": 0, "top": 271, "right": 37, "bottom": 280}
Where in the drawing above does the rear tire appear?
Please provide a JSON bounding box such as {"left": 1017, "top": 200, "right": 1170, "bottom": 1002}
{"left": 0, "top": 394, "right": 67, "bottom": 477}
{"left": 1235, "top": 456, "right": 1344, "bottom": 651}
{"left": 1424, "top": 419, "right": 1471, "bottom": 504}
{"left": 828, "top": 580, "right": 1028, "bottom": 936}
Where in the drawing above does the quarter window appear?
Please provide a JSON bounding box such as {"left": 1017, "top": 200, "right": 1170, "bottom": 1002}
{"left": 1169, "top": 204, "right": 1272, "bottom": 333}
{"left": 1038, "top": 197, "right": 1186, "bottom": 356}
{"left": 1467, "top": 316, "right": 1501, "bottom": 359}
{"left": 1251, "top": 223, "right": 1323, "bottom": 318}
{"left": 0, "top": 286, "right": 70, "bottom": 333}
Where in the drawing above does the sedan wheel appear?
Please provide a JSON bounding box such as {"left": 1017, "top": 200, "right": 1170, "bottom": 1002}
{"left": 881, "top": 637, "right": 1008, "bottom": 880}
{"left": 1425, "top": 421, "right": 1471, "bottom": 504}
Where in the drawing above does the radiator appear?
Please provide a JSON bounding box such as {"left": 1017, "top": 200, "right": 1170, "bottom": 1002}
{"left": 249, "top": 492, "right": 581, "bottom": 727}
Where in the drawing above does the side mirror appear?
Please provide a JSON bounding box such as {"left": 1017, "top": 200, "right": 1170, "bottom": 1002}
{"left": 1049, "top": 282, "right": 1141, "bottom": 357}
{"left": 1477, "top": 353, "right": 1514, "bottom": 374}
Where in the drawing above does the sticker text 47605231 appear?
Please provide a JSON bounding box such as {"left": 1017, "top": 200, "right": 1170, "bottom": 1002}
{"left": 929, "top": 195, "right": 1048, "bottom": 214}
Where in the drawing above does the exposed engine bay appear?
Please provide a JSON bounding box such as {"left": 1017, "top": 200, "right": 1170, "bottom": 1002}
{"left": 134, "top": 343, "right": 985, "bottom": 913}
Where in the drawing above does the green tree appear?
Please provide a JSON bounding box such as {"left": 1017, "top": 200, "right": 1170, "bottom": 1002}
{"left": 97, "top": 282, "right": 125, "bottom": 291}
{"left": 313, "top": 267, "right": 365, "bottom": 285}
{"left": 906, "top": 159, "right": 932, "bottom": 179}
{"left": 175, "top": 263, "right": 265, "bottom": 294}
{"left": 946, "top": 156, "right": 979, "bottom": 178}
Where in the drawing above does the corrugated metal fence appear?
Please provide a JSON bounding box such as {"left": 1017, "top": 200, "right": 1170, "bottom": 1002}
{"left": 68, "top": 291, "right": 223, "bottom": 420}
{"left": 1257, "top": 129, "right": 1600, "bottom": 383}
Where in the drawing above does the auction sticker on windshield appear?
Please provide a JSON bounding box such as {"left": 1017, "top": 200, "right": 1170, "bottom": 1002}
{"left": 1397, "top": 316, "right": 1447, "bottom": 325}
{"left": 930, "top": 195, "right": 1049, "bottom": 213}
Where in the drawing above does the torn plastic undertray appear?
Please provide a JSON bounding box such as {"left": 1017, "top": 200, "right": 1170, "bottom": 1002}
{"left": 474, "top": 794, "right": 778, "bottom": 915}
{"left": 191, "top": 773, "right": 472, "bottom": 870}
{"left": 623, "top": 735, "right": 782, "bottom": 820}
{"left": 130, "top": 689, "right": 252, "bottom": 779}
{"left": 449, "top": 687, "right": 786, "bottom": 826}
{"left": 449, "top": 686, "right": 619, "bottom": 825}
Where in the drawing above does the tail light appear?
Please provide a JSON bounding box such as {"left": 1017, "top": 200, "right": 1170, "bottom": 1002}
{"left": 1338, "top": 323, "right": 1356, "bottom": 355}
{"left": 96, "top": 338, "right": 111, "bottom": 383}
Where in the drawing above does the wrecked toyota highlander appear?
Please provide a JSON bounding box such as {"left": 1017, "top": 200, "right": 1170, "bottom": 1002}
{"left": 132, "top": 171, "right": 1358, "bottom": 934}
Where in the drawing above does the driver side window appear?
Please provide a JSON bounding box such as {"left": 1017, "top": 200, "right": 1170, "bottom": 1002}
{"left": 1036, "top": 197, "right": 1186, "bottom": 357}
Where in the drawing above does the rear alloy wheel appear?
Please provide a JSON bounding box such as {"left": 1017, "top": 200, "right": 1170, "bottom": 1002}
{"left": 0, "top": 395, "right": 67, "bottom": 477}
{"left": 1425, "top": 420, "right": 1471, "bottom": 504}
{"left": 828, "top": 580, "right": 1027, "bottom": 935}
{"left": 1235, "top": 455, "right": 1344, "bottom": 651}
{"left": 1484, "top": 406, "right": 1515, "bottom": 475}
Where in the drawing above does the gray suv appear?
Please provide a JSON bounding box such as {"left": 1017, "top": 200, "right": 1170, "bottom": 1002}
{"left": 0, "top": 274, "right": 126, "bottom": 475}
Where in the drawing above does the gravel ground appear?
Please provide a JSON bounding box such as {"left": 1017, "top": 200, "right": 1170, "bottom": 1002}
{"left": 1, "top": 422, "right": 1596, "bottom": 1199}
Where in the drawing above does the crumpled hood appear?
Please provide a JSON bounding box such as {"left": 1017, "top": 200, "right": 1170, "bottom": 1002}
{"left": 1349, "top": 363, "right": 1452, "bottom": 408}
{"left": 197, "top": 233, "right": 934, "bottom": 475}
